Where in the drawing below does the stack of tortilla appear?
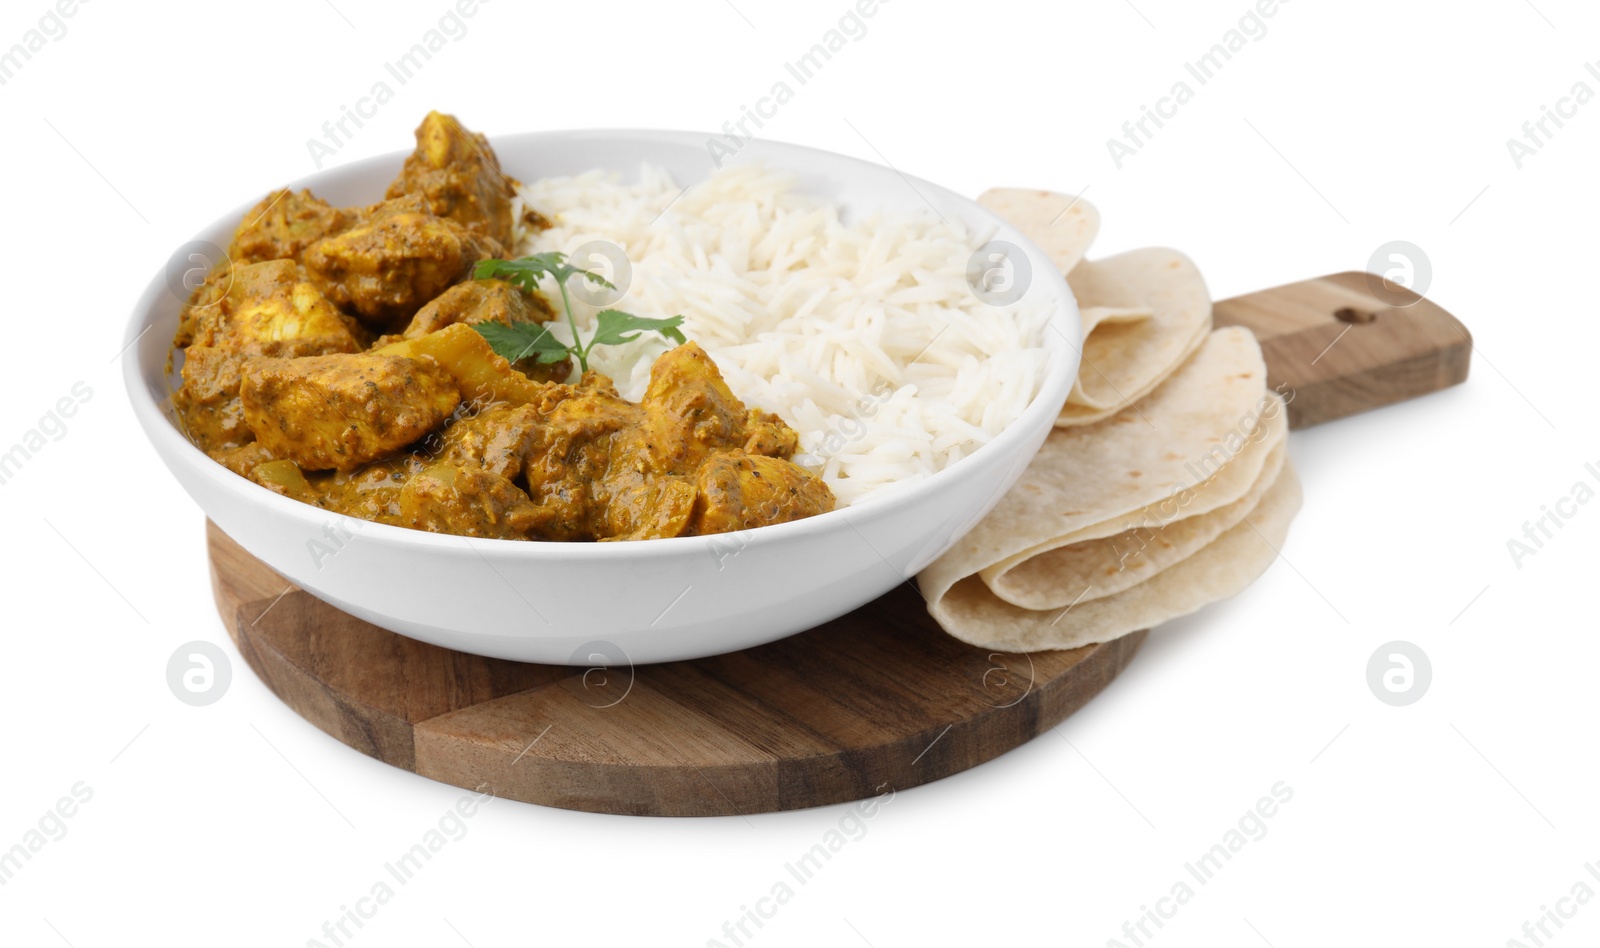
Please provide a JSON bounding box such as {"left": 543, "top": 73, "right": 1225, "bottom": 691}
{"left": 917, "top": 190, "right": 1302, "bottom": 652}
{"left": 972, "top": 189, "right": 1215, "bottom": 427}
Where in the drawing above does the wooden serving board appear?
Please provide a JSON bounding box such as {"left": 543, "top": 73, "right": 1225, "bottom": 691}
{"left": 1212, "top": 271, "right": 1472, "bottom": 428}
{"left": 211, "top": 268, "right": 1470, "bottom": 817}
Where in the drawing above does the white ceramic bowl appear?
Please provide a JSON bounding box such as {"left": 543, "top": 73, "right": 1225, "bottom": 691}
{"left": 125, "top": 130, "right": 1079, "bottom": 664}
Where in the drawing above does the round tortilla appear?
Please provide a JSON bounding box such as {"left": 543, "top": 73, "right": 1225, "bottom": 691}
{"left": 985, "top": 434, "right": 1286, "bottom": 610}
{"left": 978, "top": 391, "right": 1287, "bottom": 599}
{"left": 1058, "top": 248, "right": 1213, "bottom": 425}
{"left": 977, "top": 189, "right": 1099, "bottom": 277}
{"left": 930, "top": 460, "right": 1303, "bottom": 652}
{"left": 917, "top": 326, "right": 1275, "bottom": 609}
{"left": 1056, "top": 319, "right": 1210, "bottom": 427}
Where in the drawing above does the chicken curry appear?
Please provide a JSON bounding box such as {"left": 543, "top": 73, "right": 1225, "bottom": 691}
{"left": 171, "top": 112, "right": 835, "bottom": 541}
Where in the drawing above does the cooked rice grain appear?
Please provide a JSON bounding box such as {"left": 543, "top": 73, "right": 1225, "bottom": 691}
{"left": 513, "top": 164, "right": 1051, "bottom": 506}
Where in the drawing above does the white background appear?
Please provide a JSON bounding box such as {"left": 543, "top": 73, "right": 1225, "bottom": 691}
{"left": 1, "top": 0, "right": 1594, "bottom": 945}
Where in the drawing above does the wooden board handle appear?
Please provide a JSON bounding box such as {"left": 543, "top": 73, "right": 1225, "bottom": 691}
{"left": 1213, "top": 272, "right": 1470, "bottom": 429}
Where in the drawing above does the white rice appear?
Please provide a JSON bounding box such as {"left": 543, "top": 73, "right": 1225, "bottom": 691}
{"left": 511, "top": 164, "right": 1051, "bottom": 507}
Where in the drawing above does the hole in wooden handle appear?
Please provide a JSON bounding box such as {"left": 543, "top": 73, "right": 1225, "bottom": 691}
{"left": 1335, "top": 307, "right": 1377, "bottom": 325}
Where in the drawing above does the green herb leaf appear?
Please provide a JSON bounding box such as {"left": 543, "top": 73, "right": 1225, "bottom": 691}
{"left": 475, "top": 252, "right": 616, "bottom": 292}
{"left": 587, "top": 310, "right": 688, "bottom": 351}
{"left": 473, "top": 254, "right": 686, "bottom": 374}
{"left": 473, "top": 321, "right": 571, "bottom": 365}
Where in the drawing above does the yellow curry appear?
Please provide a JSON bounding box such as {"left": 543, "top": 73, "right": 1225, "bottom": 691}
{"left": 171, "top": 112, "right": 834, "bottom": 541}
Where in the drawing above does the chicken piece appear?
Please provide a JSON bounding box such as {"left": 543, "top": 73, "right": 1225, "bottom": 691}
{"left": 228, "top": 189, "right": 350, "bottom": 266}
{"left": 173, "top": 260, "right": 367, "bottom": 451}
{"left": 402, "top": 278, "right": 570, "bottom": 383}
{"left": 742, "top": 409, "right": 800, "bottom": 459}
{"left": 303, "top": 198, "right": 502, "bottom": 327}
{"left": 637, "top": 342, "right": 801, "bottom": 474}
{"left": 240, "top": 353, "right": 460, "bottom": 471}
{"left": 403, "top": 279, "right": 555, "bottom": 338}
{"left": 432, "top": 402, "right": 542, "bottom": 481}
{"left": 598, "top": 469, "right": 699, "bottom": 541}
{"left": 178, "top": 259, "right": 369, "bottom": 355}
{"left": 638, "top": 342, "right": 743, "bottom": 473}
{"left": 215, "top": 260, "right": 369, "bottom": 351}
{"left": 687, "top": 451, "right": 835, "bottom": 535}
{"left": 398, "top": 463, "right": 539, "bottom": 539}
{"left": 575, "top": 370, "right": 620, "bottom": 397}
{"left": 511, "top": 382, "right": 708, "bottom": 541}
{"left": 174, "top": 263, "right": 232, "bottom": 349}
{"left": 385, "top": 111, "right": 517, "bottom": 246}
{"left": 512, "top": 345, "right": 820, "bottom": 541}
{"left": 518, "top": 385, "right": 644, "bottom": 541}
{"left": 174, "top": 346, "right": 254, "bottom": 450}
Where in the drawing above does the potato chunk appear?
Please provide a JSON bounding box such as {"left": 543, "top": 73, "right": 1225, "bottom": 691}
{"left": 240, "top": 353, "right": 459, "bottom": 471}
{"left": 377, "top": 322, "right": 549, "bottom": 405}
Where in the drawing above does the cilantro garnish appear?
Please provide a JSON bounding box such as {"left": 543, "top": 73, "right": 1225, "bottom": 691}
{"left": 474, "top": 253, "right": 687, "bottom": 373}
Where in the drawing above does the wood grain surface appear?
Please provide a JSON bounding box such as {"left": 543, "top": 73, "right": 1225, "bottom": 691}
{"left": 1212, "top": 271, "right": 1471, "bottom": 428}
{"left": 210, "top": 207, "right": 1472, "bottom": 816}
{"left": 215, "top": 522, "right": 1146, "bottom": 816}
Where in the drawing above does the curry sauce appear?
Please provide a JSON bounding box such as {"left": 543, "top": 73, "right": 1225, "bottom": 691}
{"left": 171, "top": 111, "right": 834, "bottom": 541}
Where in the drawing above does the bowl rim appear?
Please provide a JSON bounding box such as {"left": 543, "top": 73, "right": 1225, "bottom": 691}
{"left": 124, "top": 128, "right": 1080, "bottom": 561}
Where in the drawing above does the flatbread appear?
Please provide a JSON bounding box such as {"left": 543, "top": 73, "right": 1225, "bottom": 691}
{"left": 1055, "top": 319, "right": 1211, "bottom": 427}
{"left": 978, "top": 385, "right": 1286, "bottom": 597}
{"left": 985, "top": 434, "right": 1286, "bottom": 610}
{"left": 930, "top": 461, "right": 1303, "bottom": 652}
{"left": 1057, "top": 249, "right": 1213, "bottom": 425}
{"left": 977, "top": 189, "right": 1100, "bottom": 277}
{"left": 1067, "top": 249, "right": 1153, "bottom": 347}
{"left": 917, "top": 326, "right": 1275, "bottom": 608}
{"left": 974, "top": 192, "right": 1210, "bottom": 426}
